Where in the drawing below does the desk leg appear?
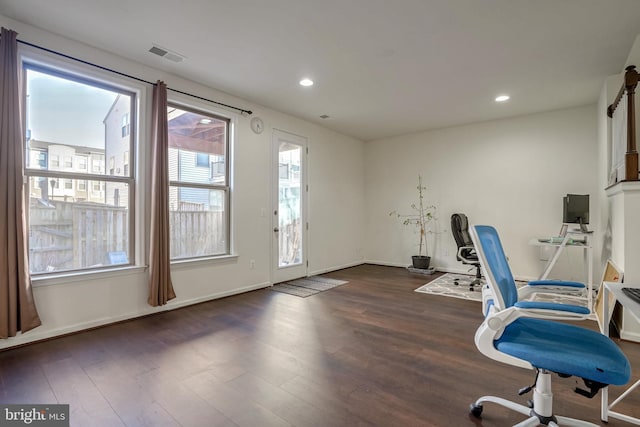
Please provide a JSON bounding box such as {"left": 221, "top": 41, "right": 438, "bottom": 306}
{"left": 601, "top": 285, "right": 611, "bottom": 422}
{"left": 586, "top": 245, "right": 593, "bottom": 311}
{"left": 538, "top": 244, "right": 564, "bottom": 280}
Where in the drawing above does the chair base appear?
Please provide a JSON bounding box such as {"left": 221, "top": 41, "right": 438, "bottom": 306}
{"left": 454, "top": 265, "right": 483, "bottom": 291}
{"left": 470, "top": 371, "right": 600, "bottom": 427}
{"left": 455, "top": 276, "right": 482, "bottom": 291}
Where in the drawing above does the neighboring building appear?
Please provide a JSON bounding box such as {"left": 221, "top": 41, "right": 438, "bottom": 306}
{"left": 103, "top": 94, "right": 132, "bottom": 207}
{"left": 166, "top": 108, "right": 226, "bottom": 212}
{"left": 27, "top": 139, "right": 105, "bottom": 203}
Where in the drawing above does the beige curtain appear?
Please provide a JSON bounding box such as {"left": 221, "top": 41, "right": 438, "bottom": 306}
{"left": 0, "top": 28, "right": 41, "bottom": 337}
{"left": 148, "top": 81, "right": 176, "bottom": 306}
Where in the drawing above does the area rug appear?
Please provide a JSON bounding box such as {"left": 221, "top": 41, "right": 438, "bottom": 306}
{"left": 271, "top": 276, "right": 349, "bottom": 298}
{"left": 415, "top": 273, "right": 591, "bottom": 309}
{"left": 414, "top": 273, "right": 486, "bottom": 301}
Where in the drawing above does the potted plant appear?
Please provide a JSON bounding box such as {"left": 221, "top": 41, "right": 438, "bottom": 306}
{"left": 390, "top": 175, "right": 437, "bottom": 269}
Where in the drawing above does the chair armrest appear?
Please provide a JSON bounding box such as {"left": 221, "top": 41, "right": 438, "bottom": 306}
{"left": 514, "top": 300, "right": 590, "bottom": 316}
{"left": 518, "top": 280, "right": 585, "bottom": 300}
{"left": 528, "top": 279, "right": 585, "bottom": 289}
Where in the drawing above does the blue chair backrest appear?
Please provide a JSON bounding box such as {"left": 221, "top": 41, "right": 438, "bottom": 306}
{"left": 472, "top": 225, "right": 519, "bottom": 309}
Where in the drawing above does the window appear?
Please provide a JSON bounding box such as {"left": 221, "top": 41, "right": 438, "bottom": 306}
{"left": 50, "top": 154, "right": 59, "bottom": 168}
{"left": 92, "top": 158, "right": 102, "bottom": 173}
{"left": 196, "top": 152, "right": 209, "bottom": 167}
{"left": 167, "top": 104, "right": 230, "bottom": 259}
{"left": 123, "top": 151, "right": 129, "bottom": 176}
{"left": 24, "top": 64, "right": 135, "bottom": 275}
{"left": 121, "top": 112, "right": 130, "bottom": 137}
{"left": 77, "top": 156, "right": 87, "bottom": 170}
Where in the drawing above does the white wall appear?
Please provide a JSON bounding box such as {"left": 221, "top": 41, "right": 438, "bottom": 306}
{"left": 365, "top": 105, "right": 599, "bottom": 281}
{"left": 0, "top": 15, "right": 366, "bottom": 349}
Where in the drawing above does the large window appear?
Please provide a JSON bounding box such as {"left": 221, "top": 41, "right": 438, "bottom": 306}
{"left": 24, "top": 65, "right": 135, "bottom": 274}
{"left": 167, "top": 104, "right": 230, "bottom": 259}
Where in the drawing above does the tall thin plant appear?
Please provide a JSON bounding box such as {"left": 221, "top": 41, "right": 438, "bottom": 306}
{"left": 390, "top": 175, "right": 436, "bottom": 257}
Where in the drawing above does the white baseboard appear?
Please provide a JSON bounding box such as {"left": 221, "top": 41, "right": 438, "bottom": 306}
{"left": 433, "top": 266, "right": 469, "bottom": 274}
{"left": 308, "top": 261, "right": 365, "bottom": 276}
{"left": 0, "top": 281, "right": 271, "bottom": 351}
{"left": 366, "top": 262, "right": 469, "bottom": 274}
{"left": 166, "top": 282, "right": 271, "bottom": 310}
{"left": 364, "top": 260, "right": 411, "bottom": 268}
{"left": 620, "top": 329, "right": 640, "bottom": 343}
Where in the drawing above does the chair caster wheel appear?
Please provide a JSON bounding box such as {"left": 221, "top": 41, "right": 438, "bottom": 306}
{"left": 469, "top": 403, "right": 483, "bottom": 418}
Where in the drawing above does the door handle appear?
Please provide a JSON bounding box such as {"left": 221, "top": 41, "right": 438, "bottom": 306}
{"left": 274, "top": 227, "right": 279, "bottom": 233}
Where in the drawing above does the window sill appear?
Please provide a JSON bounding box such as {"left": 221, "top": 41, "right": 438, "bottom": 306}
{"left": 30, "top": 255, "right": 240, "bottom": 287}
{"left": 170, "top": 254, "right": 239, "bottom": 270}
{"left": 32, "top": 265, "right": 147, "bottom": 287}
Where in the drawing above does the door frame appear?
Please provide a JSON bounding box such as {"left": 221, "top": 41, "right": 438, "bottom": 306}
{"left": 271, "top": 129, "right": 308, "bottom": 284}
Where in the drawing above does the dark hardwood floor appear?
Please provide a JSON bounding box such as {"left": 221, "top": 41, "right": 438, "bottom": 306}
{"left": 1, "top": 264, "right": 639, "bottom": 426}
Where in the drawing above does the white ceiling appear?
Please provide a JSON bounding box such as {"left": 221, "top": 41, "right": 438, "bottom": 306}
{"left": 1, "top": 0, "right": 640, "bottom": 141}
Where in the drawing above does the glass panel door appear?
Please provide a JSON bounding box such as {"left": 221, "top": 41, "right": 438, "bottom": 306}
{"left": 272, "top": 130, "right": 307, "bottom": 283}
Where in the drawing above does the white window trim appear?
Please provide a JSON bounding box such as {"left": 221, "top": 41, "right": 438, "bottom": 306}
{"left": 167, "top": 92, "right": 237, "bottom": 261}
{"left": 19, "top": 44, "right": 148, "bottom": 282}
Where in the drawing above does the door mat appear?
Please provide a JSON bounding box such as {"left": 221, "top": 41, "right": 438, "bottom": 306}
{"left": 271, "top": 276, "right": 348, "bottom": 298}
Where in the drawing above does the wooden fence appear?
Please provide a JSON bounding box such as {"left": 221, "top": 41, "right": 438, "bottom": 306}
{"left": 169, "top": 210, "right": 226, "bottom": 258}
{"left": 29, "top": 200, "right": 128, "bottom": 273}
{"left": 279, "top": 218, "right": 302, "bottom": 266}
{"left": 29, "top": 199, "right": 226, "bottom": 272}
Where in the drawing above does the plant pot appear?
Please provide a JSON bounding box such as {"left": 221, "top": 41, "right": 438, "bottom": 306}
{"left": 411, "top": 255, "right": 431, "bottom": 269}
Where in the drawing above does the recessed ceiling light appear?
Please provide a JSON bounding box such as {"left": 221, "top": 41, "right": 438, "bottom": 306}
{"left": 299, "top": 78, "right": 314, "bottom": 87}
{"left": 495, "top": 95, "right": 510, "bottom": 102}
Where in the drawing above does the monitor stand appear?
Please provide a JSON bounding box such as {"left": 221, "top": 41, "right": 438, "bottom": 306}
{"left": 578, "top": 219, "right": 589, "bottom": 233}
{"left": 559, "top": 224, "right": 568, "bottom": 237}
{"left": 561, "top": 222, "right": 591, "bottom": 235}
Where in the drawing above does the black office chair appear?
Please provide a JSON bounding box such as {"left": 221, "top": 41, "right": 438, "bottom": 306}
{"left": 451, "top": 213, "right": 482, "bottom": 291}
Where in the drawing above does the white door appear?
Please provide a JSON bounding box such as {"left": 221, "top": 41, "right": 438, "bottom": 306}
{"left": 272, "top": 129, "right": 308, "bottom": 283}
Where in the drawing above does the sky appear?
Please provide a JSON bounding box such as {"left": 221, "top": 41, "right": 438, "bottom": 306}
{"left": 27, "top": 69, "right": 119, "bottom": 149}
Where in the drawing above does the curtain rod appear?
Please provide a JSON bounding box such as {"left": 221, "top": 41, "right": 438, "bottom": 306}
{"left": 17, "top": 39, "right": 253, "bottom": 115}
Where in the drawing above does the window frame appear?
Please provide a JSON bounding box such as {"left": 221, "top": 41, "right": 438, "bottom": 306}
{"left": 167, "top": 98, "right": 234, "bottom": 261}
{"left": 21, "top": 54, "right": 143, "bottom": 279}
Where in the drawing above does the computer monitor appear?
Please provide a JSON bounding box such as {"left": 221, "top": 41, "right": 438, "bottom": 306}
{"left": 563, "top": 194, "right": 589, "bottom": 232}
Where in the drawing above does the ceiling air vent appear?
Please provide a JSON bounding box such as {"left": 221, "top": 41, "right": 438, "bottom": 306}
{"left": 148, "top": 45, "right": 185, "bottom": 63}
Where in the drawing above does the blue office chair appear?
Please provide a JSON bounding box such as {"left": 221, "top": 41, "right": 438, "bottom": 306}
{"left": 472, "top": 225, "right": 590, "bottom": 318}
{"left": 469, "top": 225, "right": 630, "bottom": 426}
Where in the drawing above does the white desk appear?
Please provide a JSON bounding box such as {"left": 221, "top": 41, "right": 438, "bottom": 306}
{"left": 601, "top": 281, "right": 640, "bottom": 424}
{"left": 529, "top": 231, "right": 593, "bottom": 309}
